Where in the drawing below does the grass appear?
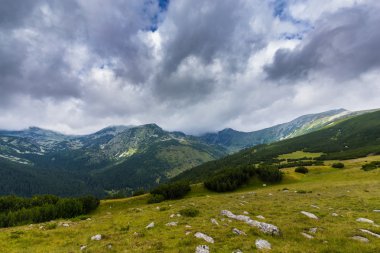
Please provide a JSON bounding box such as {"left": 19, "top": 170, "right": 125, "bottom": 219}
{"left": 0, "top": 156, "right": 379, "bottom": 252}
{"left": 278, "top": 151, "right": 323, "bottom": 160}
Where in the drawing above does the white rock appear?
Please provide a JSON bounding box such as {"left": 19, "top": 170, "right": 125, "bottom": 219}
{"left": 170, "top": 214, "right": 175, "bottom": 218}
{"left": 232, "top": 250, "right": 243, "bottom": 253}
{"left": 166, "top": 221, "right": 178, "bottom": 226}
{"left": 146, "top": 222, "right": 155, "bottom": 229}
{"left": 309, "top": 227, "right": 318, "bottom": 234}
{"left": 194, "top": 232, "right": 214, "bottom": 243}
{"left": 211, "top": 218, "right": 219, "bottom": 226}
{"left": 310, "top": 205, "right": 320, "bottom": 209}
{"left": 373, "top": 210, "right": 380, "bottom": 213}
{"left": 80, "top": 245, "right": 87, "bottom": 251}
{"left": 86, "top": 218, "right": 92, "bottom": 221}
{"left": 243, "top": 211, "right": 249, "bottom": 215}
{"left": 256, "top": 215, "right": 265, "bottom": 220}
{"left": 107, "top": 244, "right": 112, "bottom": 249}
{"left": 331, "top": 213, "right": 338, "bottom": 217}
{"left": 255, "top": 239, "right": 271, "bottom": 250}
{"left": 232, "top": 228, "right": 246, "bottom": 235}
{"left": 177, "top": 214, "right": 182, "bottom": 217}
{"left": 356, "top": 218, "right": 374, "bottom": 224}
{"left": 221, "top": 210, "right": 280, "bottom": 236}
{"left": 352, "top": 236, "right": 369, "bottom": 243}
{"left": 268, "top": 193, "right": 273, "bottom": 196}
{"left": 185, "top": 231, "right": 192, "bottom": 235}
{"left": 185, "top": 225, "right": 192, "bottom": 228}
{"left": 195, "top": 245, "right": 209, "bottom": 253}
{"left": 359, "top": 229, "right": 380, "bottom": 238}
{"left": 301, "top": 211, "right": 319, "bottom": 220}
{"left": 156, "top": 207, "right": 160, "bottom": 210}
{"left": 301, "top": 232, "right": 314, "bottom": 239}
{"left": 263, "top": 184, "right": 267, "bottom": 187}
{"left": 62, "top": 223, "right": 69, "bottom": 227}
{"left": 91, "top": 234, "right": 102, "bottom": 241}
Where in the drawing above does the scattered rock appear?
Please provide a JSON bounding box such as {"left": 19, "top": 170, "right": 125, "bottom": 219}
{"left": 91, "top": 234, "right": 102, "bottom": 241}
{"left": 268, "top": 193, "right": 273, "bottom": 196}
{"left": 62, "top": 223, "right": 69, "bottom": 227}
{"left": 194, "top": 232, "right": 214, "bottom": 243}
{"left": 373, "top": 210, "right": 380, "bottom": 213}
{"left": 300, "top": 211, "right": 319, "bottom": 220}
{"left": 185, "top": 231, "right": 192, "bottom": 235}
{"left": 185, "top": 225, "right": 192, "bottom": 228}
{"left": 310, "top": 205, "right": 320, "bottom": 209}
{"left": 156, "top": 207, "right": 160, "bottom": 210}
{"left": 232, "top": 228, "right": 246, "bottom": 236}
{"left": 352, "top": 236, "right": 369, "bottom": 243}
{"left": 177, "top": 214, "right": 182, "bottom": 217}
{"left": 195, "top": 245, "right": 209, "bottom": 253}
{"left": 221, "top": 210, "right": 280, "bottom": 236}
{"left": 166, "top": 221, "right": 178, "bottom": 226}
{"left": 356, "top": 218, "right": 374, "bottom": 224}
{"left": 309, "top": 227, "right": 318, "bottom": 234}
{"left": 146, "top": 222, "right": 155, "bottom": 229}
{"left": 232, "top": 250, "right": 243, "bottom": 253}
{"left": 86, "top": 218, "right": 92, "bottom": 221}
{"left": 255, "top": 239, "right": 271, "bottom": 250}
{"left": 331, "top": 213, "right": 338, "bottom": 217}
{"left": 107, "top": 244, "right": 112, "bottom": 249}
{"left": 243, "top": 211, "right": 249, "bottom": 215}
{"left": 301, "top": 232, "right": 314, "bottom": 239}
{"left": 256, "top": 215, "right": 265, "bottom": 220}
{"left": 263, "top": 184, "right": 267, "bottom": 187}
{"left": 170, "top": 214, "right": 175, "bottom": 218}
{"left": 80, "top": 245, "right": 87, "bottom": 251}
{"left": 359, "top": 229, "right": 380, "bottom": 238}
{"left": 211, "top": 218, "right": 219, "bottom": 226}
{"left": 39, "top": 226, "right": 44, "bottom": 230}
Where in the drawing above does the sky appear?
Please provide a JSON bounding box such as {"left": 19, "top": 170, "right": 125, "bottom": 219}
{"left": 1, "top": 0, "right": 380, "bottom": 135}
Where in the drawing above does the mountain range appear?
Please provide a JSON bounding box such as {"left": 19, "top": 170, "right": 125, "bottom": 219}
{"left": 0, "top": 108, "right": 376, "bottom": 197}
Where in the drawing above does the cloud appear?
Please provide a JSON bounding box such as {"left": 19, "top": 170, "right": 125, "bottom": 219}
{"left": 0, "top": 0, "right": 380, "bottom": 135}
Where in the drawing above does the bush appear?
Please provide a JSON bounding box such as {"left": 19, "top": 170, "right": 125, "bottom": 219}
{"left": 147, "top": 194, "right": 165, "bottom": 204}
{"left": 257, "top": 167, "right": 283, "bottom": 182}
{"left": 132, "top": 189, "right": 146, "bottom": 197}
{"left": 295, "top": 166, "right": 309, "bottom": 174}
{"left": 332, "top": 162, "right": 345, "bottom": 168}
{"left": 361, "top": 161, "right": 380, "bottom": 171}
{"left": 179, "top": 207, "right": 199, "bottom": 217}
{"left": 150, "top": 182, "right": 191, "bottom": 200}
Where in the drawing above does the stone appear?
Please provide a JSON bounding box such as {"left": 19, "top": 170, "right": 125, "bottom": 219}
{"left": 211, "top": 218, "right": 219, "bottom": 226}
{"left": 256, "top": 215, "right": 265, "bottom": 220}
{"left": 352, "top": 236, "right": 369, "bottom": 243}
{"left": 107, "top": 244, "right": 112, "bottom": 249}
{"left": 359, "top": 229, "right": 380, "bottom": 238}
{"left": 310, "top": 205, "right": 320, "bottom": 209}
{"left": 86, "top": 218, "right": 92, "bottom": 221}
{"left": 309, "top": 227, "right": 318, "bottom": 234}
{"left": 221, "top": 210, "right": 280, "bottom": 236}
{"left": 300, "top": 211, "right": 319, "bottom": 220}
{"left": 170, "top": 214, "right": 175, "bottom": 218}
{"left": 62, "top": 223, "right": 69, "bottom": 227}
{"left": 356, "top": 218, "right": 374, "bottom": 224}
{"left": 80, "top": 245, "right": 87, "bottom": 251}
{"left": 301, "top": 232, "right": 314, "bottom": 239}
{"left": 195, "top": 245, "right": 209, "bottom": 253}
{"left": 331, "top": 213, "right": 338, "bottom": 217}
{"left": 232, "top": 250, "right": 243, "bottom": 253}
{"left": 166, "top": 221, "right": 178, "bottom": 226}
{"left": 185, "top": 225, "right": 192, "bottom": 228}
{"left": 232, "top": 228, "right": 246, "bottom": 235}
{"left": 255, "top": 239, "right": 271, "bottom": 250}
{"left": 243, "top": 211, "right": 249, "bottom": 215}
{"left": 373, "top": 210, "right": 380, "bottom": 213}
{"left": 146, "top": 222, "right": 155, "bottom": 229}
{"left": 263, "top": 184, "right": 267, "bottom": 187}
{"left": 194, "top": 232, "right": 214, "bottom": 243}
{"left": 91, "top": 234, "right": 102, "bottom": 241}
{"left": 185, "top": 231, "right": 192, "bottom": 235}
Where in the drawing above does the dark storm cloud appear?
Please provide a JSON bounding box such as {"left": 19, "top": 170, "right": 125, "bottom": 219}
{"left": 264, "top": 4, "right": 380, "bottom": 81}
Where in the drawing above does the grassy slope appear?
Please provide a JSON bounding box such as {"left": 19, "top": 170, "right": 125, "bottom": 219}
{"left": 0, "top": 156, "right": 379, "bottom": 252}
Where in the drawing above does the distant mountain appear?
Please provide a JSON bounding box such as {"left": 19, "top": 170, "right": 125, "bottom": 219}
{"left": 200, "top": 109, "right": 373, "bottom": 152}
{"left": 174, "top": 109, "right": 380, "bottom": 183}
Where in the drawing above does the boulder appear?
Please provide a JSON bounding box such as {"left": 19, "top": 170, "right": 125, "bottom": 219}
{"left": 91, "top": 234, "right": 102, "bottom": 241}
{"left": 255, "top": 239, "right": 271, "bottom": 250}
{"left": 301, "top": 232, "right": 314, "bottom": 239}
{"left": 300, "top": 211, "right": 319, "bottom": 220}
{"left": 331, "top": 213, "right": 338, "bottom": 217}
{"left": 352, "top": 236, "right": 369, "bottom": 243}
{"left": 359, "top": 229, "right": 380, "bottom": 238}
{"left": 232, "top": 228, "right": 246, "bottom": 236}
{"left": 195, "top": 245, "right": 209, "bottom": 253}
{"left": 356, "top": 218, "right": 374, "bottom": 224}
{"left": 166, "top": 221, "right": 178, "bottom": 227}
{"left": 194, "top": 232, "right": 214, "bottom": 243}
{"left": 80, "top": 245, "right": 87, "bottom": 251}
{"left": 146, "top": 222, "right": 155, "bottom": 229}
{"left": 309, "top": 227, "right": 318, "bottom": 234}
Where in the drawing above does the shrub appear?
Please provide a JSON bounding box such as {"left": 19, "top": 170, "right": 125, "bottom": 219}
{"left": 179, "top": 207, "right": 199, "bottom": 217}
{"left": 361, "top": 161, "right": 380, "bottom": 171}
{"left": 295, "top": 166, "right": 309, "bottom": 174}
{"left": 147, "top": 194, "right": 165, "bottom": 204}
{"left": 150, "top": 182, "right": 191, "bottom": 200}
{"left": 132, "top": 189, "right": 146, "bottom": 197}
{"left": 257, "top": 167, "right": 283, "bottom": 182}
{"left": 46, "top": 223, "right": 57, "bottom": 230}
{"left": 332, "top": 162, "right": 345, "bottom": 168}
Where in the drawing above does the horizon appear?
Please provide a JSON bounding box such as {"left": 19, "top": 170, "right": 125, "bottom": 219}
{"left": 1, "top": 0, "right": 380, "bottom": 135}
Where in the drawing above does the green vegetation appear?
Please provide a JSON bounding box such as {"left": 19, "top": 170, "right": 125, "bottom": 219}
{"left": 0, "top": 195, "right": 99, "bottom": 228}
{"left": 294, "top": 166, "right": 309, "bottom": 174}
{"left": 179, "top": 207, "right": 200, "bottom": 217}
{"left": 361, "top": 161, "right": 380, "bottom": 171}
{"left": 278, "top": 151, "right": 323, "bottom": 160}
{"left": 150, "top": 181, "right": 191, "bottom": 201}
{"left": 332, "top": 162, "right": 345, "bottom": 168}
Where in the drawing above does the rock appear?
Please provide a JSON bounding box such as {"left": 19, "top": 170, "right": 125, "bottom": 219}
{"left": 62, "top": 223, "right": 69, "bottom": 227}
{"left": 309, "top": 227, "right": 318, "bottom": 234}
{"left": 352, "top": 236, "right": 369, "bottom": 243}
{"left": 331, "top": 213, "right": 338, "bottom": 217}
{"left": 177, "top": 214, "right": 182, "bottom": 217}
{"left": 80, "top": 245, "right": 87, "bottom": 251}
{"left": 243, "top": 211, "right": 249, "bottom": 215}
{"left": 156, "top": 207, "right": 160, "bottom": 210}
{"left": 221, "top": 210, "right": 280, "bottom": 236}
{"left": 185, "top": 225, "right": 192, "bottom": 228}
{"left": 211, "top": 218, "right": 219, "bottom": 226}
{"left": 300, "top": 211, "right": 319, "bottom": 220}
{"left": 91, "top": 234, "right": 102, "bottom": 241}
{"left": 185, "top": 231, "right": 192, "bottom": 235}
{"left": 356, "top": 218, "right": 374, "bottom": 224}
{"left": 301, "top": 232, "right": 314, "bottom": 239}
{"left": 194, "top": 232, "right": 214, "bottom": 243}
{"left": 195, "top": 245, "right": 209, "bottom": 253}
{"left": 232, "top": 228, "right": 246, "bottom": 236}
{"left": 86, "top": 218, "right": 92, "bottom": 221}
{"left": 310, "top": 205, "right": 320, "bottom": 209}
{"left": 255, "top": 239, "right": 271, "bottom": 250}
{"left": 146, "top": 222, "right": 155, "bottom": 229}
{"left": 373, "top": 210, "right": 380, "bottom": 213}
{"left": 107, "top": 244, "right": 112, "bottom": 249}
{"left": 256, "top": 215, "right": 265, "bottom": 220}
{"left": 170, "top": 214, "right": 175, "bottom": 218}
{"left": 359, "top": 229, "right": 380, "bottom": 238}
{"left": 166, "top": 221, "right": 178, "bottom": 226}
{"left": 263, "top": 184, "right": 267, "bottom": 187}
{"left": 232, "top": 250, "right": 243, "bottom": 253}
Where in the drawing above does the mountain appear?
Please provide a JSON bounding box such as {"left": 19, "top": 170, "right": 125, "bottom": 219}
{"left": 200, "top": 108, "right": 372, "bottom": 152}
{"left": 174, "top": 109, "right": 380, "bottom": 182}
